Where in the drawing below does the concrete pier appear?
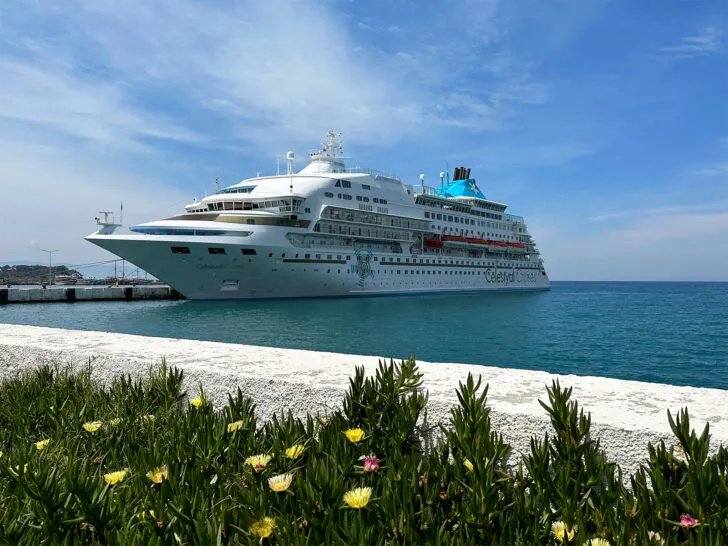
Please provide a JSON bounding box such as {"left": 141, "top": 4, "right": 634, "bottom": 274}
{"left": 0, "top": 285, "right": 183, "bottom": 304}
{"left": 0, "top": 324, "right": 725, "bottom": 478}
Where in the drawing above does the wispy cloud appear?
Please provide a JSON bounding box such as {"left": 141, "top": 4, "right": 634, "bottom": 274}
{"left": 659, "top": 25, "right": 723, "bottom": 59}
{"left": 589, "top": 200, "right": 728, "bottom": 222}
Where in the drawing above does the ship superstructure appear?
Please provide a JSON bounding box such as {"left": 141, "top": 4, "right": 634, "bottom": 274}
{"left": 86, "top": 132, "right": 550, "bottom": 299}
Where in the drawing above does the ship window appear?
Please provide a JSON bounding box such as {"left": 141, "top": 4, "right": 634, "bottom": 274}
{"left": 305, "top": 254, "right": 311, "bottom": 259}
{"left": 171, "top": 246, "right": 190, "bottom": 254}
{"left": 356, "top": 196, "right": 363, "bottom": 201}
{"left": 325, "top": 192, "right": 334, "bottom": 198}
{"left": 341, "top": 180, "right": 351, "bottom": 188}
{"left": 305, "top": 208, "right": 311, "bottom": 213}
{"left": 424, "top": 212, "right": 430, "bottom": 218}
{"left": 241, "top": 248, "right": 257, "bottom": 255}
{"left": 343, "top": 194, "right": 352, "bottom": 200}
{"left": 208, "top": 247, "right": 226, "bottom": 255}
{"left": 362, "top": 184, "right": 370, "bottom": 190}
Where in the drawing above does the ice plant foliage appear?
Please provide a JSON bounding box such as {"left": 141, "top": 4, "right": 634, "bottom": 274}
{"left": 552, "top": 521, "right": 575, "bottom": 543}
{"left": 344, "top": 427, "right": 365, "bottom": 443}
{"left": 268, "top": 473, "right": 293, "bottom": 492}
{"left": 0, "top": 361, "right": 725, "bottom": 543}
{"left": 343, "top": 486, "right": 372, "bottom": 509}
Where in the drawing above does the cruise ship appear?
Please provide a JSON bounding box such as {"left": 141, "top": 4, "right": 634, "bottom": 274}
{"left": 86, "top": 132, "right": 550, "bottom": 299}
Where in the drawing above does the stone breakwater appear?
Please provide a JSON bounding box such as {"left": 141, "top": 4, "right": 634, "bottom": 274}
{"left": 0, "top": 324, "right": 725, "bottom": 478}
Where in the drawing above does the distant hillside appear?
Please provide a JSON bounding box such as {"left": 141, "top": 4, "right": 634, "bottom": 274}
{"left": 0, "top": 264, "right": 83, "bottom": 284}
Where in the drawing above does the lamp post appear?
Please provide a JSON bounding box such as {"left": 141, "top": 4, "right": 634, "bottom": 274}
{"left": 40, "top": 249, "right": 58, "bottom": 286}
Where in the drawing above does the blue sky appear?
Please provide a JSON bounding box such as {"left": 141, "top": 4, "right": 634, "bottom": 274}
{"left": 0, "top": 0, "right": 726, "bottom": 280}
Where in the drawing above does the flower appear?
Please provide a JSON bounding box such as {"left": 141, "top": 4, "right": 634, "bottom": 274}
{"left": 8, "top": 464, "right": 27, "bottom": 478}
{"left": 104, "top": 470, "right": 128, "bottom": 485}
{"left": 249, "top": 517, "right": 275, "bottom": 538}
{"left": 285, "top": 444, "right": 305, "bottom": 459}
{"left": 268, "top": 473, "right": 294, "bottom": 492}
{"left": 146, "top": 466, "right": 168, "bottom": 484}
{"left": 227, "top": 420, "right": 244, "bottom": 433}
{"left": 82, "top": 421, "right": 102, "bottom": 433}
{"left": 463, "top": 459, "right": 474, "bottom": 472}
{"left": 680, "top": 513, "right": 699, "bottom": 528}
{"left": 584, "top": 540, "right": 610, "bottom": 546}
{"left": 35, "top": 439, "right": 50, "bottom": 450}
{"left": 140, "top": 414, "right": 155, "bottom": 423}
{"left": 245, "top": 454, "right": 272, "bottom": 472}
{"left": 108, "top": 418, "right": 121, "bottom": 426}
{"left": 190, "top": 397, "right": 204, "bottom": 408}
{"left": 344, "top": 428, "right": 365, "bottom": 443}
{"left": 343, "top": 486, "right": 373, "bottom": 509}
{"left": 552, "top": 521, "right": 575, "bottom": 543}
{"left": 647, "top": 531, "right": 664, "bottom": 545}
{"left": 363, "top": 455, "right": 380, "bottom": 472}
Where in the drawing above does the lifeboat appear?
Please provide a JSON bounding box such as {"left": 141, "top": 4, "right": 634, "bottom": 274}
{"left": 466, "top": 237, "right": 488, "bottom": 246}
{"left": 424, "top": 238, "right": 444, "bottom": 248}
{"left": 442, "top": 234, "right": 467, "bottom": 243}
{"left": 486, "top": 239, "right": 507, "bottom": 252}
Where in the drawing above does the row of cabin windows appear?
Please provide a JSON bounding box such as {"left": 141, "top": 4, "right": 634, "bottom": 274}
{"left": 334, "top": 180, "right": 352, "bottom": 188}
{"left": 323, "top": 192, "right": 388, "bottom": 205}
{"left": 424, "top": 211, "right": 512, "bottom": 230}
{"left": 173, "top": 247, "right": 532, "bottom": 268}
{"left": 171, "top": 247, "right": 257, "bottom": 255}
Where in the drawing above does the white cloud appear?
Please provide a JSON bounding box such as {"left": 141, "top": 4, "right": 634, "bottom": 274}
{"left": 539, "top": 211, "right": 728, "bottom": 280}
{"left": 659, "top": 25, "right": 724, "bottom": 59}
{"left": 0, "top": 139, "right": 190, "bottom": 265}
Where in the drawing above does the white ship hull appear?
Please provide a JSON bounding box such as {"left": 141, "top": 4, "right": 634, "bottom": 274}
{"left": 86, "top": 234, "right": 550, "bottom": 300}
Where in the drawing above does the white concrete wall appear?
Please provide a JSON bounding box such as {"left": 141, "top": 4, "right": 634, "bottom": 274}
{"left": 3, "top": 285, "right": 177, "bottom": 302}
{"left": 0, "top": 324, "right": 725, "bottom": 479}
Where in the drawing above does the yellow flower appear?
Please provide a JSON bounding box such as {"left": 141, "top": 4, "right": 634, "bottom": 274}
{"left": 463, "top": 459, "right": 474, "bottom": 472}
{"left": 190, "top": 397, "right": 204, "bottom": 408}
{"left": 552, "top": 521, "right": 575, "bottom": 543}
{"left": 146, "top": 466, "right": 168, "bottom": 484}
{"left": 343, "top": 486, "right": 372, "bottom": 509}
{"left": 268, "top": 473, "right": 293, "bottom": 492}
{"left": 245, "top": 454, "right": 272, "bottom": 472}
{"left": 108, "top": 418, "right": 121, "bottom": 426}
{"left": 249, "top": 517, "right": 275, "bottom": 538}
{"left": 344, "top": 428, "right": 365, "bottom": 443}
{"left": 35, "top": 439, "right": 50, "bottom": 450}
{"left": 8, "top": 464, "right": 27, "bottom": 478}
{"left": 285, "top": 444, "right": 305, "bottom": 459}
{"left": 82, "top": 421, "right": 103, "bottom": 433}
{"left": 227, "top": 420, "right": 244, "bottom": 433}
{"left": 584, "top": 539, "right": 610, "bottom": 546}
{"left": 104, "top": 470, "right": 128, "bottom": 485}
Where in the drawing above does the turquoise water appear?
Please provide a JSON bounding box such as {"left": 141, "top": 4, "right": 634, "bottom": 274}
{"left": 2, "top": 282, "right": 727, "bottom": 390}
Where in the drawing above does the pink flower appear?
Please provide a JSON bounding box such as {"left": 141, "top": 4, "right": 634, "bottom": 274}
{"left": 680, "top": 514, "right": 699, "bottom": 528}
{"left": 363, "top": 456, "right": 380, "bottom": 472}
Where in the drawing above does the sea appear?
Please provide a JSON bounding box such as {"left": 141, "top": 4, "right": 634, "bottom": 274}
{"left": 1, "top": 282, "right": 727, "bottom": 390}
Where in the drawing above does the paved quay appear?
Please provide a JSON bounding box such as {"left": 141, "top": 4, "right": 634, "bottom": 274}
{"left": 0, "top": 323, "right": 725, "bottom": 478}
